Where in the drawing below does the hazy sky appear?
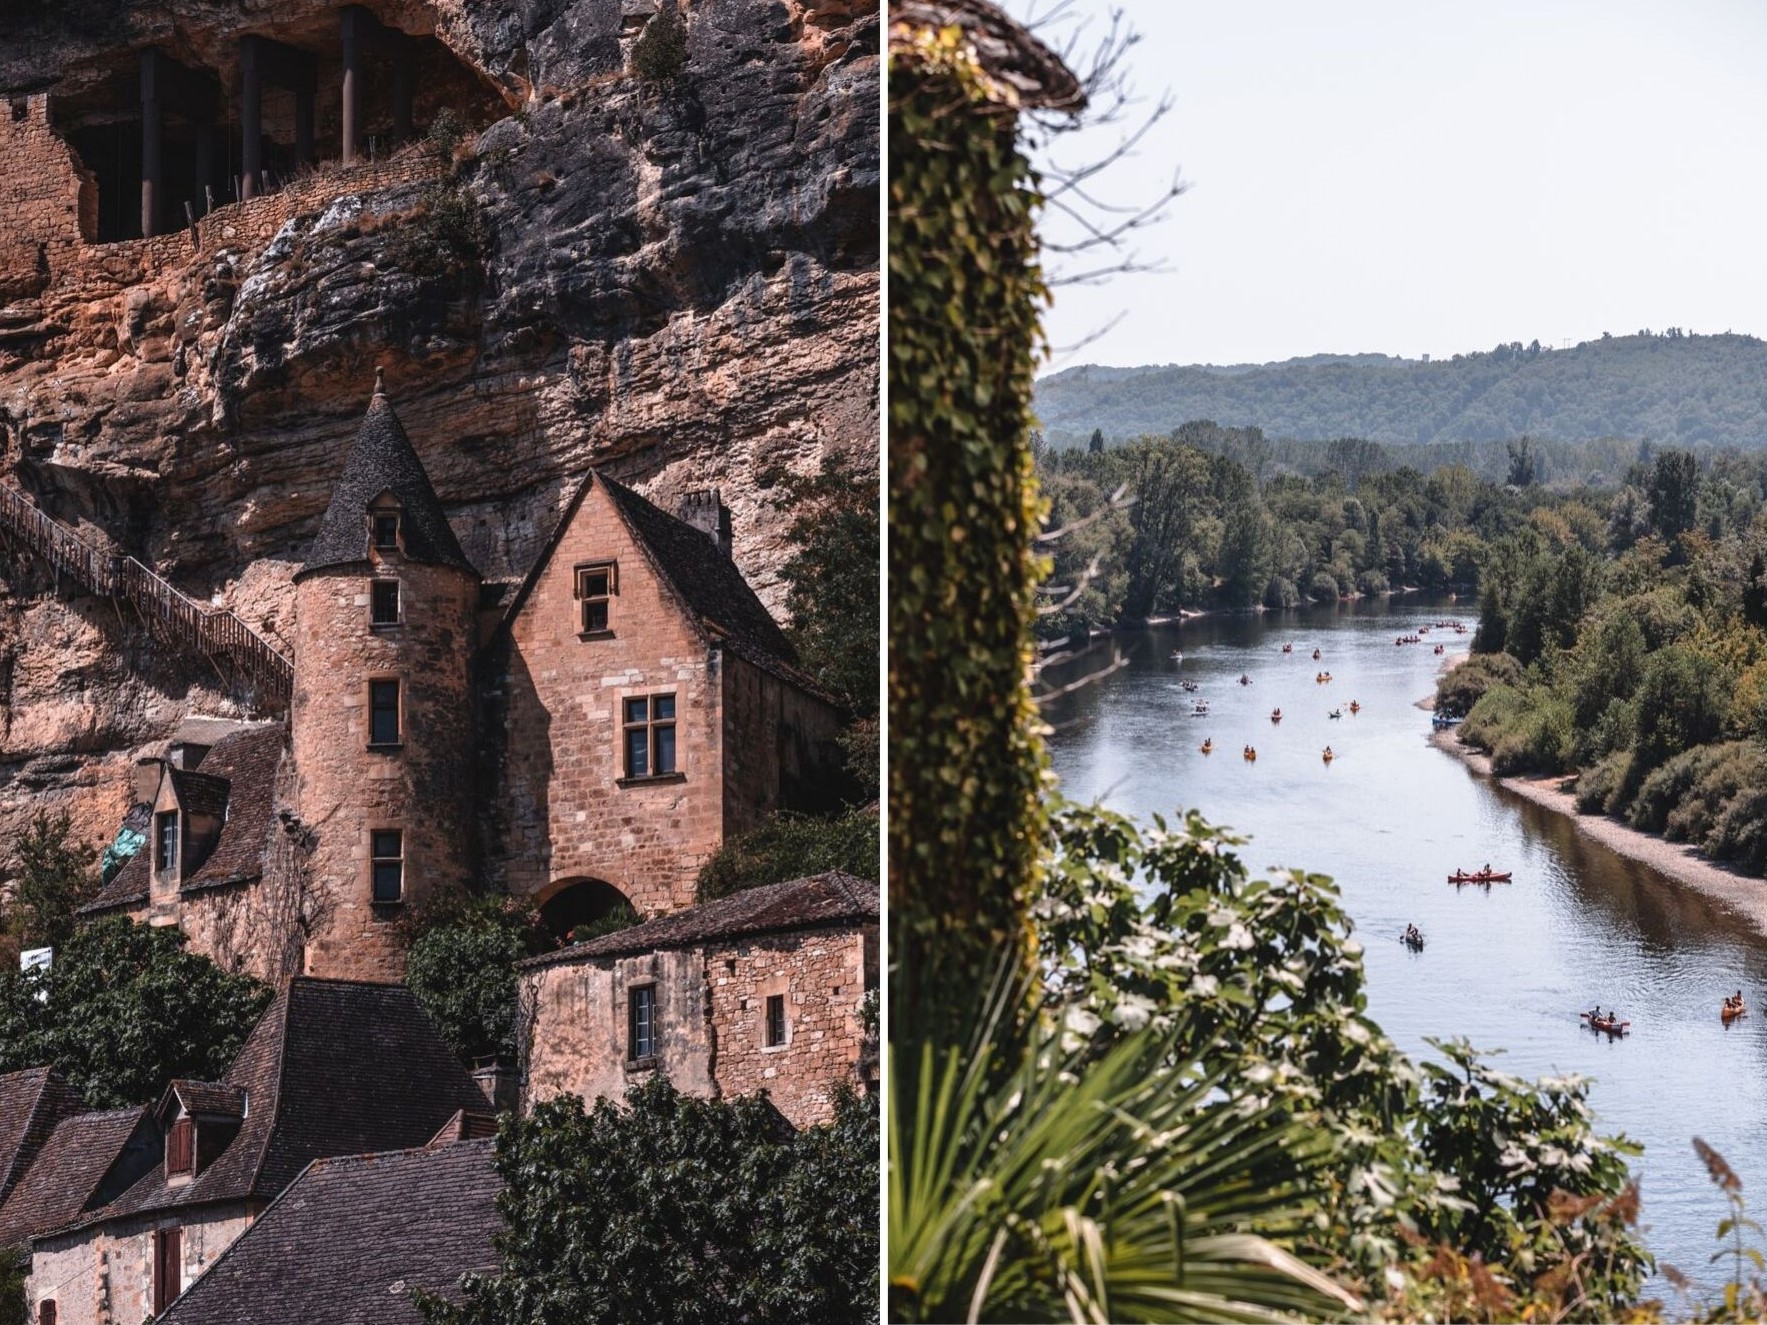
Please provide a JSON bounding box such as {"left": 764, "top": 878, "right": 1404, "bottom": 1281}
{"left": 1017, "top": 1, "right": 1767, "bottom": 370}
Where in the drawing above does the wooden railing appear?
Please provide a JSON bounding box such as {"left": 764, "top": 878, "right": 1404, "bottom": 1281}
{"left": 0, "top": 483, "right": 293, "bottom": 712}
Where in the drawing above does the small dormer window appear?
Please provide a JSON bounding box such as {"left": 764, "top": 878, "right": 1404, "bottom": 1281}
{"left": 155, "top": 812, "right": 179, "bottom": 875}
{"left": 373, "top": 512, "right": 402, "bottom": 551}
{"left": 166, "top": 1117, "right": 194, "bottom": 1175}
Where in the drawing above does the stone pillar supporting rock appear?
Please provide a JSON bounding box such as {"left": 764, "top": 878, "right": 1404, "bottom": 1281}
{"left": 341, "top": 6, "right": 367, "bottom": 165}
{"left": 240, "top": 37, "right": 263, "bottom": 200}
{"left": 139, "top": 49, "right": 162, "bottom": 238}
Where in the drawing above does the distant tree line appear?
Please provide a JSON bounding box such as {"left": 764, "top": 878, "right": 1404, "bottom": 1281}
{"left": 1034, "top": 331, "right": 1767, "bottom": 448}
{"left": 1436, "top": 447, "right": 1767, "bottom": 875}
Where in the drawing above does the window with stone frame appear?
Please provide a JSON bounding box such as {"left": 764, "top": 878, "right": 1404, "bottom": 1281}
{"left": 371, "top": 830, "right": 404, "bottom": 903}
{"left": 765, "top": 993, "right": 788, "bottom": 1048}
{"left": 574, "top": 561, "right": 617, "bottom": 635}
{"left": 36, "top": 1298, "right": 54, "bottom": 1325}
{"left": 155, "top": 811, "right": 179, "bottom": 875}
{"left": 370, "top": 578, "right": 400, "bottom": 626}
{"left": 368, "top": 678, "right": 402, "bottom": 747}
{"left": 628, "top": 984, "right": 657, "bottom": 1061}
{"left": 621, "top": 694, "right": 677, "bottom": 779}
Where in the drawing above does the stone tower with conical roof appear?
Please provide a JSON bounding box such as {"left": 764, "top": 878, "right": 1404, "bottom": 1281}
{"left": 291, "top": 375, "right": 481, "bottom": 981}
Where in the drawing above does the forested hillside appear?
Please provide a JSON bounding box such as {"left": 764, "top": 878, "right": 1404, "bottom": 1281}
{"left": 1037, "top": 331, "right": 1767, "bottom": 449}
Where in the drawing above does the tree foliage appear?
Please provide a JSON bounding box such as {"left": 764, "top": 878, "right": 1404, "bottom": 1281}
{"left": 695, "top": 806, "right": 877, "bottom": 903}
{"left": 404, "top": 895, "right": 545, "bottom": 1064}
{"left": 771, "top": 452, "right": 880, "bottom": 720}
{"left": 418, "top": 1077, "right": 877, "bottom": 1325}
{"left": 0, "top": 916, "right": 270, "bottom": 1108}
{"left": 3, "top": 810, "right": 100, "bottom": 951}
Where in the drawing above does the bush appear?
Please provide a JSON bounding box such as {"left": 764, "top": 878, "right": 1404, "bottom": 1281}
{"left": 631, "top": 4, "right": 689, "bottom": 83}
{"left": 1435, "top": 651, "right": 1523, "bottom": 720}
{"left": 1356, "top": 568, "right": 1389, "bottom": 596}
{"left": 4, "top": 810, "right": 100, "bottom": 950}
{"left": 405, "top": 895, "right": 544, "bottom": 1063}
{"left": 1575, "top": 750, "right": 1633, "bottom": 815}
{"left": 1262, "top": 575, "right": 1299, "bottom": 609}
{"left": 697, "top": 807, "right": 877, "bottom": 903}
{"left": 1307, "top": 569, "right": 1340, "bottom": 602}
{"left": 426, "top": 106, "right": 467, "bottom": 159}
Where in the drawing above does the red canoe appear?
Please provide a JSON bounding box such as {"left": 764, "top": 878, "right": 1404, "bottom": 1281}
{"left": 1448, "top": 870, "right": 1513, "bottom": 884}
{"left": 1579, "top": 1012, "right": 1630, "bottom": 1035}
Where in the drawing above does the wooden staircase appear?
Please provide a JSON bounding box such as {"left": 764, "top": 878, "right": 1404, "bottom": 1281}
{"left": 0, "top": 482, "right": 293, "bottom": 712}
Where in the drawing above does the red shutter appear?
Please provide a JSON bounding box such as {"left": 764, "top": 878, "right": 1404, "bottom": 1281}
{"left": 166, "top": 1118, "right": 194, "bottom": 1175}
{"left": 153, "top": 1227, "right": 182, "bottom": 1315}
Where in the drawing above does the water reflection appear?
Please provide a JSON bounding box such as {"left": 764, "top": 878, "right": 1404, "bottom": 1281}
{"left": 1042, "top": 596, "right": 1767, "bottom": 1284}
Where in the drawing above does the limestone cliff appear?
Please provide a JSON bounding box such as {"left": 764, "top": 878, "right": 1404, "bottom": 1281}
{"left": 0, "top": 0, "right": 878, "bottom": 868}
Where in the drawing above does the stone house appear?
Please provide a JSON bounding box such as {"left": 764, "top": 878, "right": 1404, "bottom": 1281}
{"left": 518, "top": 871, "right": 878, "bottom": 1129}
{"left": 23, "top": 978, "right": 487, "bottom": 1325}
{"left": 78, "top": 379, "right": 848, "bottom": 984}
{"left": 156, "top": 1138, "right": 501, "bottom": 1325}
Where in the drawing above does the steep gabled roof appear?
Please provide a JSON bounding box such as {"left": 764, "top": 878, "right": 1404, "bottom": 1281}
{"left": 81, "top": 724, "right": 286, "bottom": 915}
{"left": 157, "top": 1140, "right": 501, "bottom": 1325}
{"left": 69, "top": 979, "right": 486, "bottom": 1232}
{"left": 167, "top": 768, "right": 230, "bottom": 818}
{"left": 0, "top": 1107, "right": 152, "bottom": 1251}
{"left": 519, "top": 870, "right": 878, "bottom": 971}
{"left": 299, "top": 382, "right": 477, "bottom": 578}
{"left": 159, "top": 1081, "right": 247, "bottom": 1122}
{"left": 499, "top": 471, "right": 822, "bottom": 694}
{"left": 0, "top": 1068, "right": 83, "bottom": 1217}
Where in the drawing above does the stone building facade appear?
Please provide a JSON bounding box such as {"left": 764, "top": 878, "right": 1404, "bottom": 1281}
{"left": 75, "top": 379, "right": 849, "bottom": 984}
{"left": 519, "top": 872, "right": 878, "bottom": 1129}
{"left": 489, "top": 470, "right": 845, "bottom": 929}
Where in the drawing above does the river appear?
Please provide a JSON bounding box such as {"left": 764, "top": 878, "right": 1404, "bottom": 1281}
{"left": 1042, "top": 595, "right": 1767, "bottom": 1289}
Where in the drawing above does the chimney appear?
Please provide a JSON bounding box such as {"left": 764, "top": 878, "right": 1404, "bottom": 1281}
{"left": 675, "top": 488, "right": 732, "bottom": 558}
{"left": 471, "top": 1057, "right": 520, "bottom": 1113}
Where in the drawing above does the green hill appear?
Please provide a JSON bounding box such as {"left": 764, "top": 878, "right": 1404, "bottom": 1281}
{"left": 1035, "top": 332, "right": 1767, "bottom": 449}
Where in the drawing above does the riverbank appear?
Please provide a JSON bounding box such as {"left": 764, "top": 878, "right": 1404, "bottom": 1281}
{"left": 1427, "top": 726, "right": 1767, "bottom": 936}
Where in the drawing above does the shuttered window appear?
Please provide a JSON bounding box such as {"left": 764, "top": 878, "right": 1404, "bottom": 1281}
{"left": 36, "top": 1300, "right": 54, "bottom": 1325}
{"left": 153, "top": 1227, "right": 182, "bottom": 1315}
{"left": 629, "top": 985, "right": 657, "bottom": 1060}
{"left": 369, "top": 679, "right": 401, "bottom": 746}
{"left": 166, "top": 1117, "right": 194, "bottom": 1175}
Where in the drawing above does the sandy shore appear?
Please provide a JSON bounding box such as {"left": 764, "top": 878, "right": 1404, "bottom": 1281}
{"left": 1426, "top": 726, "right": 1767, "bottom": 936}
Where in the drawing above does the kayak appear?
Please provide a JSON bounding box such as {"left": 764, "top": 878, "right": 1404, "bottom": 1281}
{"left": 1448, "top": 870, "right": 1512, "bottom": 884}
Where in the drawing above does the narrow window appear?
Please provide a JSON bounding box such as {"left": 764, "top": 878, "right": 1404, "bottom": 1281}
{"left": 629, "top": 985, "right": 656, "bottom": 1060}
{"left": 155, "top": 811, "right": 179, "bottom": 875}
{"left": 152, "top": 1227, "right": 182, "bottom": 1315}
{"left": 765, "top": 994, "right": 787, "bottom": 1048}
{"left": 369, "top": 679, "right": 401, "bottom": 746}
{"left": 574, "top": 562, "right": 616, "bottom": 633}
{"left": 371, "top": 830, "right": 404, "bottom": 903}
{"left": 622, "top": 694, "right": 677, "bottom": 778}
{"left": 37, "top": 1300, "right": 55, "bottom": 1325}
{"left": 371, "top": 578, "right": 400, "bottom": 625}
{"left": 372, "top": 511, "right": 401, "bottom": 551}
{"left": 166, "top": 1117, "right": 194, "bottom": 1175}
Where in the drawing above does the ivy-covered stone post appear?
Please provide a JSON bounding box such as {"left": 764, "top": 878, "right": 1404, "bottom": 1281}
{"left": 887, "top": 5, "right": 1082, "bottom": 1059}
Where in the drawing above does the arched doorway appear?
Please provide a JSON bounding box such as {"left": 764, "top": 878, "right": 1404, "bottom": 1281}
{"left": 538, "top": 878, "right": 637, "bottom": 944}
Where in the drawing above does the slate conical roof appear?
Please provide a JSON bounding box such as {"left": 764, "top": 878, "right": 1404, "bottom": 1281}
{"left": 298, "top": 377, "right": 477, "bottom": 578}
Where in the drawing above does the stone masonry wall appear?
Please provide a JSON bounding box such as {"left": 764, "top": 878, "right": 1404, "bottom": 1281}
{"left": 706, "top": 924, "right": 874, "bottom": 1128}
{"left": 520, "top": 948, "right": 713, "bottom": 1113}
{"left": 0, "top": 97, "right": 440, "bottom": 307}
{"left": 30, "top": 1203, "right": 255, "bottom": 1325}
{"left": 292, "top": 558, "right": 477, "bottom": 981}
{"left": 721, "top": 654, "right": 845, "bottom": 837}
{"left": 493, "top": 479, "right": 722, "bottom": 918}
{"left": 519, "top": 921, "right": 876, "bottom": 1130}
{"left": 0, "top": 95, "right": 89, "bottom": 302}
